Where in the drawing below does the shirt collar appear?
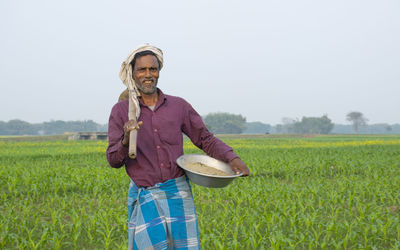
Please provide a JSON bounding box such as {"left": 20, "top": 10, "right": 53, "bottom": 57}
{"left": 138, "top": 88, "right": 167, "bottom": 109}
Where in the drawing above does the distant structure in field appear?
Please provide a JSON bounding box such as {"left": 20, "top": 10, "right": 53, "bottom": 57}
{"left": 67, "top": 132, "right": 108, "bottom": 140}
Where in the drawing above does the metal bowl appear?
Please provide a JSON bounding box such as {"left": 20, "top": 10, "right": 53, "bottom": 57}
{"left": 176, "top": 154, "right": 242, "bottom": 188}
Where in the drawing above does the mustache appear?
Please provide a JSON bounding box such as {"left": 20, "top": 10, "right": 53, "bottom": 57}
{"left": 141, "top": 78, "right": 155, "bottom": 83}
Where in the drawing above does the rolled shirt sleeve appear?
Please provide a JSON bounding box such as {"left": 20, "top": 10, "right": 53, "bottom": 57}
{"left": 106, "top": 102, "right": 129, "bottom": 168}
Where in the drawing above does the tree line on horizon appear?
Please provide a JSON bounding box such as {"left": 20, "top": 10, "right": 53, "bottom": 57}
{"left": 1, "top": 112, "right": 399, "bottom": 135}
{"left": 0, "top": 120, "right": 107, "bottom": 136}
{"left": 204, "top": 112, "right": 400, "bottom": 134}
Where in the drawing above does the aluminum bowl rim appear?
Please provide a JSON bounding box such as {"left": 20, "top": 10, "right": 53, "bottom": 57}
{"left": 177, "top": 154, "right": 243, "bottom": 178}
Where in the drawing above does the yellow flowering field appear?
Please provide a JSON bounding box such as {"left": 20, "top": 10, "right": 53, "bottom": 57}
{"left": 1, "top": 135, "right": 399, "bottom": 249}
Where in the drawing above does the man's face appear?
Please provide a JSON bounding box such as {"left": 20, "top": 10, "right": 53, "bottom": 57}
{"left": 132, "top": 55, "right": 160, "bottom": 95}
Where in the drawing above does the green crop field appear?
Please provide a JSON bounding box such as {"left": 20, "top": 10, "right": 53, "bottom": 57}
{"left": 1, "top": 135, "right": 399, "bottom": 249}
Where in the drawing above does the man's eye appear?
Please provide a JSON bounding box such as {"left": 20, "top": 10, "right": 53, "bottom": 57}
{"left": 150, "top": 68, "right": 158, "bottom": 72}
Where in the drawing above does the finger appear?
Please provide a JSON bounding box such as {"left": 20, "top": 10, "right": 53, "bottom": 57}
{"left": 124, "top": 122, "right": 133, "bottom": 132}
{"left": 240, "top": 167, "right": 250, "bottom": 176}
{"left": 136, "top": 121, "right": 143, "bottom": 129}
{"left": 127, "top": 122, "right": 139, "bottom": 131}
{"left": 234, "top": 164, "right": 248, "bottom": 176}
{"left": 232, "top": 167, "right": 241, "bottom": 175}
{"left": 123, "top": 125, "right": 130, "bottom": 134}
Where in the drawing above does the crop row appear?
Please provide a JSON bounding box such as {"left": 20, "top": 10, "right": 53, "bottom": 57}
{"left": 1, "top": 135, "right": 399, "bottom": 249}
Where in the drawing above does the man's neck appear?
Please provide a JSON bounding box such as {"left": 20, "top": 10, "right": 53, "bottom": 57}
{"left": 140, "top": 92, "right": 159, "bottom": 107}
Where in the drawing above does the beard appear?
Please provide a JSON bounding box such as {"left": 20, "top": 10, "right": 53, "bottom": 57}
{"left": 136, "top": 79, "right": 158, "bottom": 95}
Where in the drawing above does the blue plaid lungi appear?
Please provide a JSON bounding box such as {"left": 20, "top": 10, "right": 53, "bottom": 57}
{"left": 128, "top": 175, "right": 200, "bottom": 250}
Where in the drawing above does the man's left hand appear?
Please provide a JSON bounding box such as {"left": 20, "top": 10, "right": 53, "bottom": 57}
{"left": 229, "top": 158, "right": 250, "bottom": 176}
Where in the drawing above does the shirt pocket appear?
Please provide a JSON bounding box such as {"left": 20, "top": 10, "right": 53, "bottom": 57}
{"left": 158, "top": 117, "right": 182, "bottom": 145}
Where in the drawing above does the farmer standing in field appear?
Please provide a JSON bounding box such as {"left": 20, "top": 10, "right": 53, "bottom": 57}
{"left": 106, "top": 44, "right": 249, "bottom": 249}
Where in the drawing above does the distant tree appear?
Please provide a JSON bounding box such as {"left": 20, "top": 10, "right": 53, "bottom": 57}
{"left": 244, "top": 121, "right": 271, "bottom": 134}
{"left": 331, "top": 123, "right": 400, "bottom": 134}
{"left": 0, "top": 121, "right": 6, "bottom": 134}
{"left": 39, "top": 120, "right": 102, "bottom": 134}
{"left": 275, "top": 124, "right": 283, "bottom": 133}
{"left": 297, "top": 115, "right": 334, "bottom": 134}
{"left": 346, "top": 111, "right": 368, "bottom": 133}
{"left": 203, "top": 112, "right": 246, "bottom": 134}
{"left": 0, "top": 119, "right": 108, "bottom": 135}
{"left": 0, "top": 119, "right": 35, "bottom": 135}
{"left": 281, "top": 117, "right": 298, "bottom": 133}
{"left": 281, "top": 115, "right": 334, "bottom": 134}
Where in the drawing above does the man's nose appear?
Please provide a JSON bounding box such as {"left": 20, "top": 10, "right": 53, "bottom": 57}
{"left": 145, "top": 69, "right": 151, "bottom": 77}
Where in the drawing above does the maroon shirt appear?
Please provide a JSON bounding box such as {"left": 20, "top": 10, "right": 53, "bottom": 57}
{"left": 106, "top": 89, "right": 239, "bottom": 187}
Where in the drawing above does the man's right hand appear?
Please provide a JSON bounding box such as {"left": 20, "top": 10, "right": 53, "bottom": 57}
{"left": 122, "top": 120, "right": 143, "bottom": 147}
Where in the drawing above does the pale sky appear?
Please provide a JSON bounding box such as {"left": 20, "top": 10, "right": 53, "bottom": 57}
{"left": 1, "top": 0, "right": 399, "bottom": 125}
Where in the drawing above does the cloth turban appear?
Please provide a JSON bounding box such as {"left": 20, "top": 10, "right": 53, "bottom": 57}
{"left": 119, "top": 44, "right": 164, "bottom": 120}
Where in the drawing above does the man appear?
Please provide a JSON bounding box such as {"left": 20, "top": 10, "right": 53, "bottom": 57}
{"left": 106, "top": 44, "right": 249, "bottom": 249}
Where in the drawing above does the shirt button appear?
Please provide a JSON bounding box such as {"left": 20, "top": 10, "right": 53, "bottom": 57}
{"left": 154, "top": 129, "right": 158, "bottom": 132}
{"left": 161, "top": 163, "right": 164, "bottom": 167}
{"left": 156, "top": 145, "right": 160, "bottom": 149}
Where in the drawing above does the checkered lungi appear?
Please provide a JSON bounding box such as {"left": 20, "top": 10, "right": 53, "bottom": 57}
{"left": 128, "top": 175, "right": 200, "bottom": 249}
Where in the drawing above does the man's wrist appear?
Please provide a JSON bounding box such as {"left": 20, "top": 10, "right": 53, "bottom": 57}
{"left": 121, "top": 137, "right": 129, "bottom": 147}
{"left": 229, "top": 157, "right": 240, "bottom": 163}
{"left": 226, "top": 151, "right": 240, "bottom": 163}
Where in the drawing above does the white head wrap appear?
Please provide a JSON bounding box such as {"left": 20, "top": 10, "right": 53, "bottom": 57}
{"left": 119, "top": 44, "right": 163, "bottom": 120}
